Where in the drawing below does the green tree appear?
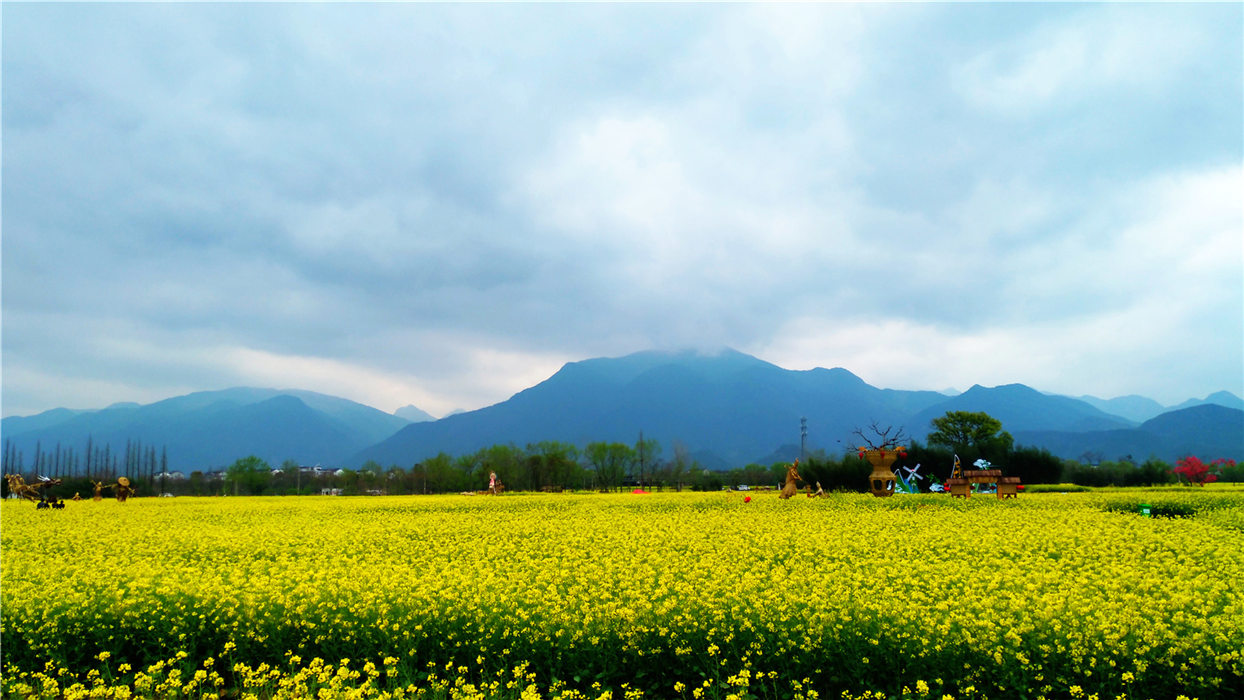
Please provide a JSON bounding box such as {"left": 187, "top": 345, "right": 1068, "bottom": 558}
{"left": 927, "top": 411, "right": 1013, "bottom": 462}
{"left": 1006, "top": 446, "right": 1064, "bottom": 484}
{"left": 478, "top": 444, "right": 525, "bottom": 491}
{"left": 422, "top": 453, "right": 458, "bottom": 493}
{"left": 381, "top": 465, "right": 404, "bottom": 494}
{"left": 337, "top": 468, "right": 361, "bottom": 495}
{"left": 524, "top": 441, "right": 581, "bottom": 490}
{"left": 361, "top": 460, "right": 385, "bottom": 491}
{"left": 585, "top": 442, "right": 636, "bottom": 492}
{"left": 278, "top": 459, "right": 302, "bottom": 494}
{"left": 634, "top": 434, "right": 662, "bottom": 488}
{"left": 225, "top": 455, "right": 273, "bottom": 496}
{"left": 188, "top": 470, "right": 206, "bottom": 496}
{"left": 665, "top": 441, "right": 694, "bottom": 491}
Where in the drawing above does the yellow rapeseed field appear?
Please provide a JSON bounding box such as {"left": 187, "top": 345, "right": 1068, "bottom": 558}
{"left": 2, "top": 490, "right": 1241, "bottom": 699}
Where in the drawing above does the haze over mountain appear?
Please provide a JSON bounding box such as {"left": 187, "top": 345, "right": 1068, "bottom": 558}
{"left": 1014, "top": 404, "right": 1244, "bottom": 464}
{"left": 1073, "top": 395, "right": 1170, "bottom": 424}
{"left": 1076, "top": 391, "right": 1244, "bottom": 423}
{"left": 4, "top": 350, "right": 1240, "bottom": 473}
{"left": 1, "top": 388, "right": 409, "bottom": 472}
{"left": 394, "top": 405, "right": 437, "bottom": 423}
{"left": 350, "top": 349, "right": 1242, "bottom": 467}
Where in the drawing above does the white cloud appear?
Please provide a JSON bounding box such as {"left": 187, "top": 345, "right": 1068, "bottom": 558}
{"left": 954, "top": 6, "right": 1205, "bottom": 114}
{"left": 756, "top": 163, "right": 1243, "bottom": 405}
{"left": 3, "top": 3, "right": 1240, "bottom": 418}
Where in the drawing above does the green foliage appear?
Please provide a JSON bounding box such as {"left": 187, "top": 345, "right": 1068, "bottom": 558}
{"left": 724, "top": 463, "right": 784, "bottom": 488}
{"left": 524, "top": 441, "right": 581, "bottom": 490}
{"left": 1022, "top": 483, "right": 1091, "bottom": 493}
{"left": 798, "top": 453, "right": 872, "bottom": 492}
{"left": 633, "top": 435, "right": 661, "bottom": 487}
{"left": 927, "top": 410, "right": 1014, "bottom": 462}
{"left": 225, "top": 455, "right": 272, "bottom": 496}
{"left": 1005, "top": 445, "right": 1065, "bottom": 484}
{"left": 1218, "top": 459, "right": 1244, "bottom": 483}
{"left": 584, "top": 442, "right": 635, "bottom": 492}
{"left": 476, "top": 443, "right": 526, "bottom": 491}
{"left": 276, "top": 459, "right": 303, "bottom": 495}
{"left": 414, "top": 452, "right": 467, "bottom": 493}
{"left": 1063, "top": 458, "right": 1177, "bottom": 488}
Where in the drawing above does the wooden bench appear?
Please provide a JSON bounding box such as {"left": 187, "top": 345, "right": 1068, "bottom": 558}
{"left": 997, "top": 476, "right": 1021, "bottom": 499}
{"left": 948, "top": 470, "right": 1021, "bottom": 499}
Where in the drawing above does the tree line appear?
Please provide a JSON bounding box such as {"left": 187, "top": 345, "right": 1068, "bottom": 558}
{"left": 2, "top": 437, "right": 169, "bottom": 492}
{"left": 215, "top": 437, "right": 687, "bottom": 496}
{"left": 5, "top": 412, "right": 1238, "bottom": 499}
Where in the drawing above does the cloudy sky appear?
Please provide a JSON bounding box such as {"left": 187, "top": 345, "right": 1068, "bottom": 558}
{"left": 3, "top": 3, "right": 1241, "bottom": 419}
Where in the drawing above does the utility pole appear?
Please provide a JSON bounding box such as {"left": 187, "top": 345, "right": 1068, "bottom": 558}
{"left": 638, "top": 430, "right": 646, "bottom": 489}
{"left": 800, "top": 417, "right": 808, "bottom": 463}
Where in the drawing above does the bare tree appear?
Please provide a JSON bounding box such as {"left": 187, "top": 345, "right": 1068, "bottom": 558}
{"left": 851, "top": 422, "right": 909, "bottom": 450}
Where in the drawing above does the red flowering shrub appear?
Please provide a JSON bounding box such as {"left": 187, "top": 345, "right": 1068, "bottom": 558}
{"left": 1173, "top": 456, "right": 1219, "bottom": 485}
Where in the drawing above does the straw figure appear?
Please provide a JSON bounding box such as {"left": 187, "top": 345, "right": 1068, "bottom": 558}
{"left": 114, "top": 477, "right": 135, "bottom": 502}
{"left": 5, "top": 474, "right": 61, "bottom": 502}
{"left": 779, "top": 459, "right": 803, "bottom": 500}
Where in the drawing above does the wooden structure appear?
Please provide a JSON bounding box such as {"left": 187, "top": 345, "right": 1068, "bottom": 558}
{"left": 997, "top": 476, "right": 1022, "bottom": 499}
{"left": 947, "top": 469, "right": 1021, "bottom": 499}
{"left": 860, "top": 448, "right": 902, "bottom": 497}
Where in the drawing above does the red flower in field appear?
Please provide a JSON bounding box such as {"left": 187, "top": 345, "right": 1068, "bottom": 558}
{"left": 744, "top": 496, "right": 752, "bottom": 503}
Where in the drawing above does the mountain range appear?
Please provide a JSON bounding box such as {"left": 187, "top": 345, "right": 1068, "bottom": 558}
{"left": 3, "top": 349, "right": 1241, "bottom": 472}
{"left": 2, "top": 387, "right": 408, "bottom": 472}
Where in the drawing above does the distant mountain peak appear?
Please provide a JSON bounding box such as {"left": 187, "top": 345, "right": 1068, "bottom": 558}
{"left": 1205, "top": 390, "right": 1244, "bottom": 407}
{"left": 963, "top": 383, "right": 1035, "bottom": 396}
{"left": 1173, "top": 390, "right": 1244, "bottom": 412}
{"left": 394, "top": 404, "right": 437, "bottom": 422}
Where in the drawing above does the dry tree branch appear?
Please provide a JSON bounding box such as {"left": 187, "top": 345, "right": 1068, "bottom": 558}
{"left": 851, "top": 421, "right": 910, "bottom": 450}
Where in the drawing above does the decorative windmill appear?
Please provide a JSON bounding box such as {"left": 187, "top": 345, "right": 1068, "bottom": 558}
{"left": 894, "top": 463, "right": 926, "bottom": 493}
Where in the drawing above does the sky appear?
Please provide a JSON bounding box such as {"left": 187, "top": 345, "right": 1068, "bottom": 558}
{"left": 2, "top": 3, "right": 1242, "bottom": 419}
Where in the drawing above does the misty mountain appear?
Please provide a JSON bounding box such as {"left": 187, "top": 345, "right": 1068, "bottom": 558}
{"left": 394, "top": 404, "right": 437, "bottom": 422}
{"left": 351, "top": 349, "right": 1204, "bottom": 468}
{"left": 1074, "top": 391, "right": 1243, "bottom": 423}
{"left": 1013, "top": 404, "right": 1244, "bottom": 463}
{"left": 1, "top": 407, "right": 94, "bottom": 435}
{"left": 6, "top": 351, "right": 1240, "bottom": 473}
{"left": 351, "top": 349, "right": 939, "bottom": 467}
{"left": 906, "top": 384, "right": 1137, "bottom": 438}
{"left": 1170, "top": 391, "right": 1244, "bottom": 413}
{"left": 1, "top": 388, "right": 410, "bottom": 472}
{"left": 1074, "top": 394, "right": 1168, "bottom": 423}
